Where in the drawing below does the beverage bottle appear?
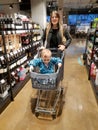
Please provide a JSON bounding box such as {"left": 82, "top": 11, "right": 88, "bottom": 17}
{"left": 95, "top": 69, "right": 98, "bottom": 85}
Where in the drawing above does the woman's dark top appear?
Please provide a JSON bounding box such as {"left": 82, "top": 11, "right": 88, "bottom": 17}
{"left": 50, "top": 29, "right": 59, "bottom": 48}
{"left": 42, "top": 27, "right": 72, "bottom": 49}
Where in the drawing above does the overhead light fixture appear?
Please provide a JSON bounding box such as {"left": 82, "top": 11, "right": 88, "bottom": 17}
{"left": 96, "top": 0, "right": 98, "bottom": 3}
{"left": 88, "top": 9, "right": 91, "bottom": 13}
{"left": 48, "top": 2, "right": 51, "bottom": 7}
{"left": 9, "top": 4, "right": 13, "bottom": 9}
{"left": 18, "top": 0, "right": 22, "bottom": 2}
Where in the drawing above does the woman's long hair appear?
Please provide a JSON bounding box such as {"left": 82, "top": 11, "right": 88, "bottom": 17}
{"left": 46, "top": 10, "right": 66, "bottom": 44}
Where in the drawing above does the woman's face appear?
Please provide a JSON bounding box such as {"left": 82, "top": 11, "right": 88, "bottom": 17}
{"left": 51, "top": 14, "right": 59, "bottom": 26}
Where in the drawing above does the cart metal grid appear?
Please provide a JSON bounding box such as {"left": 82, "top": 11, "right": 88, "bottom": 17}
{"left": 30, "top": 48, "right": 65, "bottom": 119}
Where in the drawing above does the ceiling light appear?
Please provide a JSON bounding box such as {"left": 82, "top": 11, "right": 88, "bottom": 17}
{"left": 96, "top": 0, "right": 98, "bottom": 3}
{"left": 9, "top": 4, "right": 13, "bottom": 9}
{"left": 48, "top": 2, "right": 51, "bottom": 7}
{"left": 18, "top": 0, "right": 22, "bottom": 2}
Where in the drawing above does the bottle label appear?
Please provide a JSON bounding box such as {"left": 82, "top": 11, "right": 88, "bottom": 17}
{"left": 0, "top": 47, "right": 2, "bottom": 51}
{"left": 0, "top": 56, "right": 4, "bottom": 60}
{"left": 3, "top": 68, "right": 7, "bottom": 73}
{"left": 1, "top": 79, "right": 5, "bottom": 84}
{"left": 0, "top": 69, "right": 4, "bottom": 73}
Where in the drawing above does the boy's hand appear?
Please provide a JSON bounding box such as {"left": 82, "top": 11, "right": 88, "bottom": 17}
{"left": 58, "top": 63, "right": 62, "bottom": 68}
{"left": 29, "top": 66, "right": 34, "bottom": 72}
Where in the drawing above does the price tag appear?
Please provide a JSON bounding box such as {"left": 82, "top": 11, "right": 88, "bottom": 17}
{"left": 9, "top": 45, "right": 13, "bottom": 49}
{"left": 0, "top": 47, "right": 2, "bottom": 51}
{"left": 0, "top": 56, "right": 4, "bottom": 60}
{"left": 11, "top": 72, "right": 15, "bottom": 75}
{"left": 10, "top": 52, "right": 13, "bottom": 56}
{"left": 1, "top": 79, "right": 5, "bottom": 84}
{"left": 0, "top": 69, "right": 3, "bottom": 74}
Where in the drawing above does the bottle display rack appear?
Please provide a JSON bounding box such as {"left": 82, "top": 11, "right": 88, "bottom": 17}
{"left": 83, "top": 27, "right": 98, "bottom": 100}
{"left": 0, "top": 14, "right": 42, "bottom": 113}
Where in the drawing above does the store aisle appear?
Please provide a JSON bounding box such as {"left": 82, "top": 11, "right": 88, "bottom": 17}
{"left": 0, "top": 38, "right": 98, "bottom": 130}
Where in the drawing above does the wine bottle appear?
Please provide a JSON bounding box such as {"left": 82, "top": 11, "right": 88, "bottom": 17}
{"left": 1, "top": 16, "right": 4, "bottom": 29}
{"left": 3, "top": 15, "right": 6, "bottom": 30}
{"left": 11, "top": 71, "right": 16, "bottom": 87}
{"left": 0, "top": 55, "right": 7, "bottom": 77}
{"left": 0, "top": 79, "right": 8, "bottom": 95}
{"left": 9, "top": 14, "right": 13, "bottom": 34}
{"left": 0, "top": 45, "right": 3, "bottom": 55}
{"left": 95, "top": 69, "right": 98, "bottom": 85}
{"left": 11, "top": 70, "right": 19, "bottom": 83}
{"left": 9, "top": 38, "right": 13, "bottom": 52}
{"left": 0, "top": 55, "right": 7, "bottom": 68}
{"left": 7, "top": 15, "right": 10, "bottom": 30}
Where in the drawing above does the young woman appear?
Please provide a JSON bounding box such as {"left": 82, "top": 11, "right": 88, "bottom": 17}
{"left": 42, "top": 10, "right": 72, "bottom": 51}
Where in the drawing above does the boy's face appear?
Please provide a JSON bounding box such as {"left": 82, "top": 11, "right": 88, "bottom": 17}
{"left": 42, "top": 55, "right": 51, "bottom": 65}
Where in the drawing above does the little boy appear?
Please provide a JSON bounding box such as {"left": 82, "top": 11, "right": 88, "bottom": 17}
{"left": 29, "top": 48, "right": 62, "bottom": 74}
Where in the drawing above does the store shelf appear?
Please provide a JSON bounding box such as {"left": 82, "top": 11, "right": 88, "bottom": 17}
{"left": 83, "top": 27, "right": 98, "bottom": 101}
{"left": 0, "top": 73, "right": 30, "bottom": 114}
{"left": 84, "top": 58, "right": 90, "bottom": 78}
{"left": 12, "top": 73, "right": 30, "bottom": 98}
{"left": 0, "top": 19, "right": 42, "bottom": 114}
{"left": 89, "top": 77, "right": 98, "bottom": 102}
{"left": 0, "top": 94, "right": 11, "bottom": 114}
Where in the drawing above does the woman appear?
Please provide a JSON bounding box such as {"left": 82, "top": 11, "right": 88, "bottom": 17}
{"left": 42, "top": 11, "right": 72, "bottom": 80}
{"left": 42, "top": 10, "right": 72, "bottom": 51}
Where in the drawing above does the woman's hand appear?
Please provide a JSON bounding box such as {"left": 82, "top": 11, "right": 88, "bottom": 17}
{"left": 38, "top": 46, "right": 45, "bottom": 51}
{"left": 58, "top": 45, "right": 65, "bottom": 51}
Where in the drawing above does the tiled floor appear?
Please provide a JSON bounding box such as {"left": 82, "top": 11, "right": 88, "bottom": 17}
{"left": 0, "top": 38, "right": 98, "bottom": 130}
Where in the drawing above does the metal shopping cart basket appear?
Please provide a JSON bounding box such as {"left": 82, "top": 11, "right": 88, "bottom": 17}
{"left": 30, "top": 48, "right": 65, "bottom": 120}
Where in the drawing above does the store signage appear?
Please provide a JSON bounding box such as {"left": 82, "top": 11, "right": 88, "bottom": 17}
{"left": 68, "top": 14, "right": 98, "bottom": 25}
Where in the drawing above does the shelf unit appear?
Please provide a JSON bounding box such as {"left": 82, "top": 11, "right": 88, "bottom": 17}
{"left": 0, "top": 16, "right": 42, "bottom": 113}
{"left": 0, "top": 73, "right": 30, "bottom": 114}
{"left": 83, "top": 27, "right": 98, "bottom": 100}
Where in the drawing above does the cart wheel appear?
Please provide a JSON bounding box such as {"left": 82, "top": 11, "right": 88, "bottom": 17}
{"left": 83, "top": 53, "right": 87, "bottom": 60}
{"left": 57, "top": 101, "right": 64, "bottom": 117}
{"left": 35, "top": 112, "right": 39, "bottom": 117}
{"left": 60, "top": 87, "right": 64, "bottom": 96}
{"left": 52, "top": 114, "right": 56, "bottom": 119}
{"left": 88, "top": 75, "right": 90, "bottom": 80}
{"left": 84, "top": 62, "right": 85, "bottom": 65}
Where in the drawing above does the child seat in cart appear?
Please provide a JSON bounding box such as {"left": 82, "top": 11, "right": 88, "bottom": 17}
{"left": 30, "top": 48, "right": 65, "bottom": 120}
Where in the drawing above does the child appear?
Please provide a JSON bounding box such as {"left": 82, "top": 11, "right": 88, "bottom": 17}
{"left": 29, "top": 49, "right": 62, "bottom": 74}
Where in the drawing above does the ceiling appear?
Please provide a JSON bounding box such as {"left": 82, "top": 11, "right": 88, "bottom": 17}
{"left": 62, "top": 0, "right": 96, "bottom": 9}
{"left": 46, "top": 0, "right": 98, "bottom": 14}
{"left": 47, "top": 0, "right": 97, "bottom": 9}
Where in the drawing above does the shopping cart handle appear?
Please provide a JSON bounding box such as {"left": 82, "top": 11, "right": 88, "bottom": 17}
{"left": 56, "top": 67, "right": 60, "bottom": 74}
{"left": 48, "top": 48, "right": 59, "bottom": 52}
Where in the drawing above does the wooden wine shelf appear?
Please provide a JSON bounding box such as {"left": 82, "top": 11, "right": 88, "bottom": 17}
{"left": 84, "top": 59, "right": 98, "bottom": 102}
{"left": 12, "top": 73, "right": 30, "bottom": 98}
{"left": 0, "top": 73, "right": 30, "bottom": 114}
{"left": 0, "top": 94, "right": 11, "bottom": 114}
{"left": 89, "top": 77, "right": 98, "bottom": 103}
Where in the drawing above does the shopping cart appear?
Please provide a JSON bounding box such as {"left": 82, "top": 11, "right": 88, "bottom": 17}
{"left": 30, "top": 48, "right": 65, "bottom": 119}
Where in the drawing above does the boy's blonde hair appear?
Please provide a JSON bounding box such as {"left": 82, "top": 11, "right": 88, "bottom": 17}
{"left": 41, "top": 49, "right": 52, "bottom": 58}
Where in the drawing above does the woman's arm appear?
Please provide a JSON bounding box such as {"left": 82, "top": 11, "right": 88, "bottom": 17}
{"left": 64, "top": 29, "right": 72, "bottom": 48}
{"left": 42, "top": 28, "right": 46, "bottom": 46}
